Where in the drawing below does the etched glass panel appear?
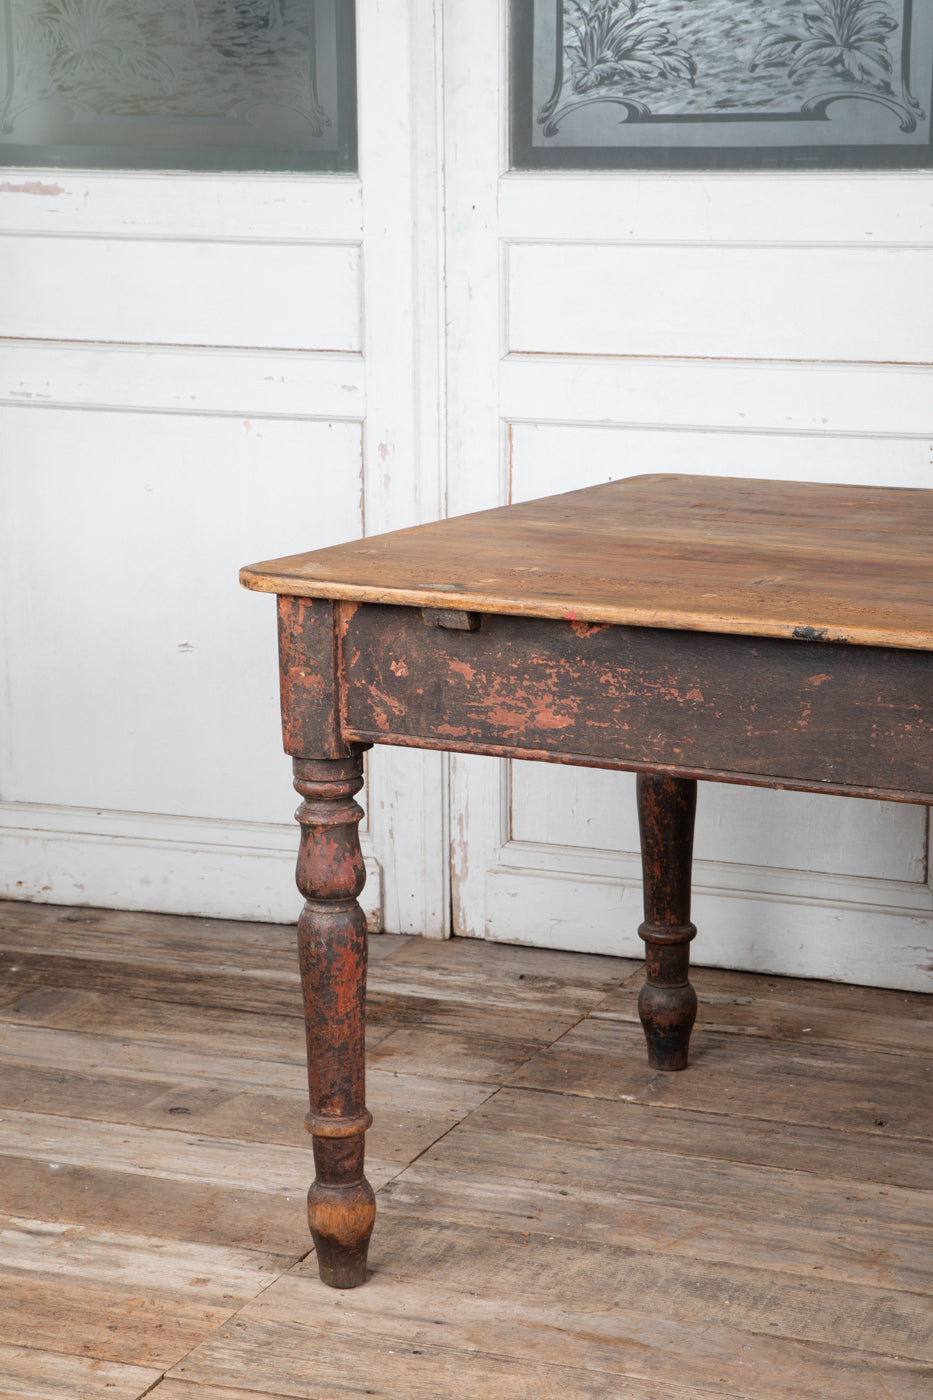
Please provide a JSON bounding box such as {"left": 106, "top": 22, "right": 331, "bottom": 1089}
{"left": 511, "top": 0, "right": 933, "bottom": 169}
{"left": 0, "top": 0, "right": 356, "bottom": 170}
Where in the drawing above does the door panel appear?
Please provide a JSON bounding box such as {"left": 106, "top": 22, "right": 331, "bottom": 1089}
{"left": 446, "top": 0, "right": 933, "bottom": 990}
{"left": 508, "top": 243, "right": 933, "bottom": 362}
{"left": 0, "top": 2, "right": 449, "bottom": 936}
{"left": 501, "top": 358, "right": 933, "bottom": 438}
{"left": 1, "top": 235, "right": 362, "bottom": 350}
{"left": 510, "top": 765, "right": 927, "bottom": 885}
{"left": 509, "top": 423, "right": 933, "bottom": 497}
{"left": 0, "top": 406, "right": 362, "bottom": 822}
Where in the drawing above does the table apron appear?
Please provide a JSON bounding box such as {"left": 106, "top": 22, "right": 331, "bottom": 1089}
{"left": 338, "top": 603, "right": 933, "bottom": 803}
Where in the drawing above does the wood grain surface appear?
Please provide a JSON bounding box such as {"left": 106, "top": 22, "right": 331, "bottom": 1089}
{"left": 1, "top": 901, "right": 930, "bottom": 1399}
{"left": 240, "top": 475, "right": 933, "bottom": 650}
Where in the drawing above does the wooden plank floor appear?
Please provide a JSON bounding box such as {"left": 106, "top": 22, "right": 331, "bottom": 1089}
{"left": 0, "top": 900, "right": 930, "bottom": 1400}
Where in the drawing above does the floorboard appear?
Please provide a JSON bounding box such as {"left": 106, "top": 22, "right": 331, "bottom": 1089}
{"left": 595, "top": 964, "right": 933, "bottom": 1055}
{"left": 511, "top": 1018, "right": 932, "bottom": 1138}
{"left": 0, "top": 899, "right": 930, "bottom": 1399}
{"left": 0, "top": 1343, "right": 161, "bottom": 1400}
{"left": 167, "top": 1257, "right": 931, "bottom": 1400}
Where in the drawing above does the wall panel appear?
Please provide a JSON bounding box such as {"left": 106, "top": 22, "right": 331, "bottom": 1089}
{"left": 0, "top": 236, "right": 362, "bottom": 351}
{"left": 509, "top": 421, "right": 933, "bottom": 498}
{"left": 508, "top": 243, "right": 933, "bottom": 362}
{"left": 0, "top": 406, "right": 363, "bottom": 824}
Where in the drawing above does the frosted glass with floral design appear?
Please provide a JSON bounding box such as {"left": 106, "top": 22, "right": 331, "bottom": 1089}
{"left": 0, "top": 0, "right": 356, "bottom": 170}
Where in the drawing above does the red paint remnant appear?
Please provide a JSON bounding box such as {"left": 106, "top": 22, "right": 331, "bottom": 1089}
{"left": 685, "top": 688, "right": 704, "bottom": 703}
{"left": 570, "top": 620, "right": 610, "bottom": 638}
{"left": 0, "top": 180, "right": 64, "bottom": 195}
{"left": 653, "top": 684, "right": 684, "bottom": 705}
{"left": 449, "top": 658, "right": 477, "bottom": 683}
{"left": 389, "top": 657, "right": 409, "bottom": 678}
{"left": 806, "top": 673, "right": 833, "bottom": 687}
{"left": 367, "top": 684, "right": 405, "bottom": 716}
{"left": 485, "top": 704, "right": 573, "bottom": 734}
{"left": 336, "top": 602, "right": 361, "bottom": 640}
{"left": 565, "top": 610, "right": 577, "bottom": 622}
{"left": 437, "top": 723, "right": 468, "bottom": 738}
{"left": 534, "top": 708, "right": 574, "bottom": 730}
{"left": 378, "top": 442, "right": 390, "bottom": 461}
{"left": 484, "top": 706, "right": 528, "bottom": 736}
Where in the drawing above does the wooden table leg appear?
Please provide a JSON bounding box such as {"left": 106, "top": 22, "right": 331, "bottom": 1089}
{"left": 636, "top": 772, "right": 698, "bottom": 1072}
{"left": 293, "top": 753, "right": 375, "bottom": 1288}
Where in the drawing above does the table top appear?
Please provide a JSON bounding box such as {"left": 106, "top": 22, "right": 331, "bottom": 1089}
{"left": 240, "top": 474, "right": 933, "bottom": 651}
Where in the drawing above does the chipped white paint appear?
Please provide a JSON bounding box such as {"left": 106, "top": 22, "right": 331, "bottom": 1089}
{"left": 0, "top": 3, "right": 447, "bottom": 936}
{"left": 445, "top": 0, "right": 933, "bottom": 990}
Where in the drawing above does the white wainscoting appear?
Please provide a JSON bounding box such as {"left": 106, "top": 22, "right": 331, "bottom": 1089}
{"left": 0, "top": 398, "right": 380, "bottom": 924}
{"left": 0, "top": 235, "right": 362, "bottom": 352}
{"left": 0, "top": 2, "right": 450, "bottom": 938}
{"left": 507, "top": 242, "right": 933, "bottom": 364}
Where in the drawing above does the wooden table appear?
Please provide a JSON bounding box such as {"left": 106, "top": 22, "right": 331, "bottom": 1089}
{"left": 241, "top": 473, "right": 933, "bottom": 1289}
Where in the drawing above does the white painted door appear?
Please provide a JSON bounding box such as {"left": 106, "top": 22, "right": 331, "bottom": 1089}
{"left": 0, "top": 2, "right": 448, "bottom": 936}
{"left": 444, "top": 0, "right": 933, "bottom": 991}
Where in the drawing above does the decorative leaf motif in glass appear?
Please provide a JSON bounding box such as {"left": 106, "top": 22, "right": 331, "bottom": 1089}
{"left": 751, "top": 0, "right": 899, "bottom": 88}
{"left": 512, "top": 0, "right": 933, "bottom": 169}
{"left": 565, "top": 0, "right": 696, "bottom": 95}
{"left": 0, "top": 0, "right": 356, "bottom": 171}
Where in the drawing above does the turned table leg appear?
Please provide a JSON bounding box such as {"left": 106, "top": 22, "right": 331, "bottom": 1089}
{"left": 293, "top": 753, "right": 375, "bottom": 1288}
{"left": 636, "top": 773, "right": 698, "bottom": 1072}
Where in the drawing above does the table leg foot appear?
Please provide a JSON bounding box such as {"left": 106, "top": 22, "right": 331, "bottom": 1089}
{"left": 637, "top": 773, "right": 698, "bottom": 1072}
{"left": 308, "top": 1138, "right": 376, "bottom": 1288}
{"left": 294, "top": 753, "right": 375, "bottom": 1288}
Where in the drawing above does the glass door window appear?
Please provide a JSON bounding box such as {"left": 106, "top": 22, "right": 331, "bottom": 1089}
{"left": 0, "top": 0, "right": 356, "bottom": 169}
{"left": 511, "top": 0, "right": 933, "bottom": 169}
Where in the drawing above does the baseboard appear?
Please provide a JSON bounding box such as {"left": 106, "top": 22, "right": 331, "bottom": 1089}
{"left": 0, "top": 802, "right": 383, "bottom": 929}
{"left": 482, "top": 859, "right": 933, "bottom": 992}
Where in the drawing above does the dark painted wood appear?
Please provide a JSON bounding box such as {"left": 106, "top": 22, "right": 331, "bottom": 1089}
{"left": 277, "top": 596, "right": 377, "bottom": 1285}
{"left": 340, "top": 605, "right": 933, "bottom": 802}
{"left": 636, "top": 774, "right": 698, "bottom": 1072}
{"left": 244, "top": 475, "right": 933, "bottom": 1292}
{"left": 293, "top": 753, "right": 375, "bottom": 1288}
{"left": 277, "top": 596, "right": 349, "bottom": 760}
